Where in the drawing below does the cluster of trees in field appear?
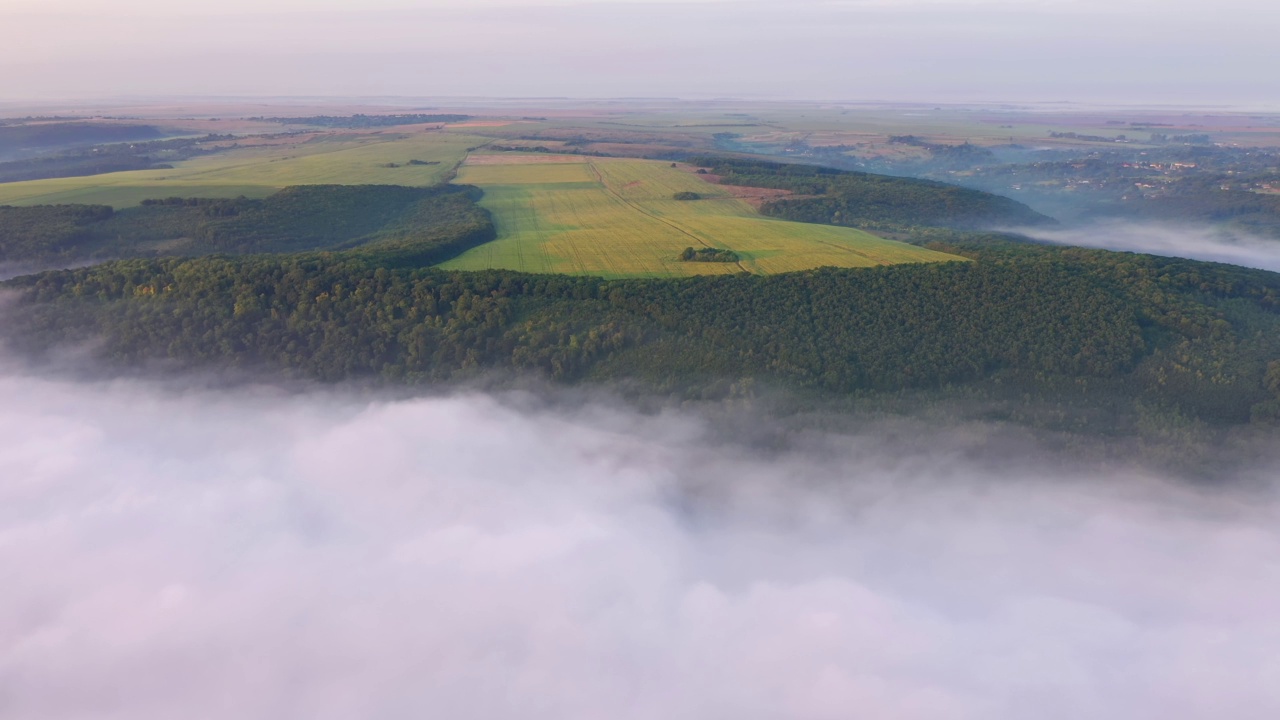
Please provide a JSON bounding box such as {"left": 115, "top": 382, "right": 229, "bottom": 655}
{"left": 0, "top": 134, "right": 235, "bottom": 183}
{"left": 1148, "top": 133, "right": 1213, "bottom": 145}
{"left": 0, "top": 184, "right": 494, "bottom": 265}
{"left": 256, "top": 114, "right": 471, "bottom": 128}
{"left": 690, "top": 157, "right": 1052, "bottom": 229}
{"left": 381, "top": 159, "right": 441, "bottom": 168}
{"left": 678, "top": 246, "right": 737, "bottom": 262}
{"left": 7, "top": 237, "right": 1280, "bottom": 431}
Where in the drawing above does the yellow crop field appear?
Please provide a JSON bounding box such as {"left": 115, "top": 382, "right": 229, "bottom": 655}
{"left": 440, "top": 155, "right": 965, "bottom": 277}
{"left": 0, "top": 132, "right": 486, "bottom": 207}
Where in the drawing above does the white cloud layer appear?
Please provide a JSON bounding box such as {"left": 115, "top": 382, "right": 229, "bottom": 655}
{"left": 2, "top": 364, "right": 1280, "bottom": 719}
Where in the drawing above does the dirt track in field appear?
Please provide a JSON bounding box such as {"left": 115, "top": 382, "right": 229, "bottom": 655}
{"left": 464, "top": 153, "right": 587, "bottom": 165}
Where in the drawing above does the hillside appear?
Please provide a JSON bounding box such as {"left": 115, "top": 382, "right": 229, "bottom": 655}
{"left": 440, "top": 154, "right": 962, "bottom": 277}
{"left": 6, "top": 237, "right": 1280, "bottom": 437}
{"left": 0, "top": 184, "right": 494, "bottom": 266}
{"left": 692, "top": 156, "right": 1054, "bottom": 230}
{"left": 0, "top": 131, "right": 483, "bottom": 207}
{"left": 0, "top": 122, "right": 167, "bottom": 160}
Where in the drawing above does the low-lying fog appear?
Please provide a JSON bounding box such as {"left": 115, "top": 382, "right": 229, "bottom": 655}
{"left": 1016, "top": 221, "right": 1280, "bottom": 273}
{"left": 2, "top": 362, "right": 1279, "bottom": 719}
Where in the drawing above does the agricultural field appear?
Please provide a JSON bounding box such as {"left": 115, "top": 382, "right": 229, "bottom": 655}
{"left": 0, "top": 131, "right": 485, "bottom": 207}
{"left": 440, "top": 153, "right": 963, "bottom": 277}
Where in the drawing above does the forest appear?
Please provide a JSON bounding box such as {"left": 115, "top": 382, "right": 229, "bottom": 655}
{"left": 6, "top": 232, "right": 1280, "bottom": 437}
{"left": 0, "top": 134, "right": 235, "bottom": 183}
{"left": 691, "top": 157, "right": 1053, "bottom": 229}
{"left": 0, "top": 122, "right": 166, "bottom": 156}
{"left": 0, "top": 184, "right": 494, "bottom": 265}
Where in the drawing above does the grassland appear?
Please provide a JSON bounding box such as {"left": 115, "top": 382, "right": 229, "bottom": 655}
{"left": 0, "top": 132, "right": 486, "bottom": 207}
{"left": 0, "top": 119, "right": 963, "bottom": 277}
{"left": 440, "top": 154, "right": 963, "bottom": 277}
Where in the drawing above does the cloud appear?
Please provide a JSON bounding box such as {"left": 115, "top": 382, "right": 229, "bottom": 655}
{"left": 1, "top": 365, "right": 1279, "bottom": 719}
{"left": 1015, "top": 221, "right": 1280, "bottom": 273}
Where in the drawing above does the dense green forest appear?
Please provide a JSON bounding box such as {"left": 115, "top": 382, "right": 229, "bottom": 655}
{"left": 6, "top": 237, "right": 1280, "bottom": 435}
{"left": 0, "top": 184, "right": 494, "bottom": 265}
{"left": 691, "top": 156, "right": 1054, "bottom": 229}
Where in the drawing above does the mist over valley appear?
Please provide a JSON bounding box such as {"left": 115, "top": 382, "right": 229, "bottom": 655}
{"left": 3, "top": 360, "right": 1280, "bottom": 719}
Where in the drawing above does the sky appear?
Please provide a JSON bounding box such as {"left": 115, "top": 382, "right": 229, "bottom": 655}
{"left": 2, "top": 0, "right": 1277, "bottom": 105}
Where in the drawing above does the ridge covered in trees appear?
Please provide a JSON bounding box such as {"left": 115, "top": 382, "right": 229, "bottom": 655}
{"left": 0, "top": 184, "right": 495, "bottom": 266}
{"left": 0, "top": 122, "right": 166, "bottom": 158}
{"left": 6, "top": 238, "right": 1280, "bottom": 435}
{"left": 690, "top": 156, "right": 1054, "bottom": 229}
{"left": 0, "top": 134, "right": 235, "bottom": 184}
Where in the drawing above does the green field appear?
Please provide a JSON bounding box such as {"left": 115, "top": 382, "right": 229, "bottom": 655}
{"left": 0, "top": 128, "right": 964, "bottom": 277}
{"left": 0, "top": 132, "right": 486, "bottom": 207}
{"left": 440, "top": 155, "right": 964, "bottom": 277}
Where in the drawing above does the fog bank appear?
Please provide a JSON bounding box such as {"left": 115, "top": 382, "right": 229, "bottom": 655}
{"left": 2, "top": 366, "right": 1279, "bottom": 719}
{"left": 1017, "top": 221, "right": 1280, "bottom": 273}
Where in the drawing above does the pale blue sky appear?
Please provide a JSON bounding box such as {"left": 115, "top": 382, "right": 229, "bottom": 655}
{"left": 2, "top": 0, "right": 1276, "bottom": 105}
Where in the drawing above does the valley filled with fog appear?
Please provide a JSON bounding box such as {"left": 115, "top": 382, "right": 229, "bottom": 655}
{"left": 1017, "top": 222, "right": 1280, "bottom": 273}
{"left": 3, "top": 359, "right": 1279, "bottom": 720}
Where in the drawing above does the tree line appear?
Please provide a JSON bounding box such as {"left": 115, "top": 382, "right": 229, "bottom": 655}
{"left": 7, "top": 240, "right": 1280, "bottom": 431}
{"left": 689, "top": 156, "right": 1054, "bottom": 229}
{"left": 0, "top": 184, "right": 495, "bottom": 265}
